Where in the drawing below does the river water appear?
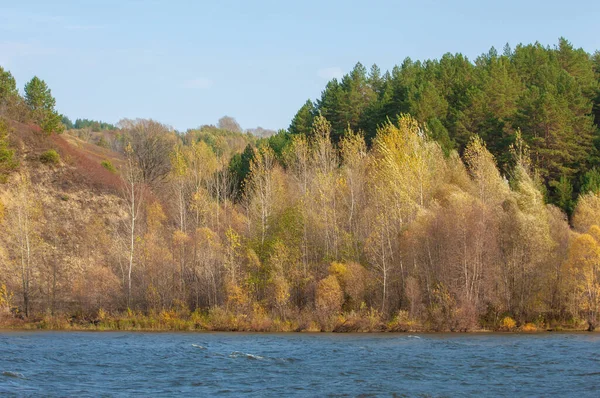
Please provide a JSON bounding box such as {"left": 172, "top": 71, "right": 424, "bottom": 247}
{"left": 1, "top": 331, "right": 599, "bottom": 396}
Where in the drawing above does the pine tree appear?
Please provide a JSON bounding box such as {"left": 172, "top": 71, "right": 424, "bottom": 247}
{"left": 24, "top": 76, "right": 63, "bottom": 134}
{"left": 0, "top": 67, "right": 18, "bottom": 105}
{"left": 289, "top": 99, "right": 315, "bottom": 136}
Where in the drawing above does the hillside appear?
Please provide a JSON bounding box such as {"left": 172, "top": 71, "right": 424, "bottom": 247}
{"left": 2, "top": 40, "right": 600, "bottom": 333}
{"left": 0, "top": 121, "right": 128, "bottom": 318}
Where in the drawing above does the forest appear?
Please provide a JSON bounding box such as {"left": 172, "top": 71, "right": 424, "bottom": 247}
{"left": 1, "top": 38, "right": 600, "bottom": 332}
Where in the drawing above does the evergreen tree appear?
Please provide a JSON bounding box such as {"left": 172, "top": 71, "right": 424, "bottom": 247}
{"left": 338, "top": 62, "right": 375, "bottom": 139}
{"left": 315, "top": 80, "right": 344, "bottom": 139}
{"left": 290, "top": 38, "right": 599, "bottom": 212}
{"left": 581, "top": 167, "right": 600, "bottom": 194}
{"left": 0, "top": 66, "right": 18, "bottom": 105}
{"left": 24, "top": 76, "right": 63, "bottom": 134}
{"left": 229, "top": 144, "right": 256, "bottom": 195}
{"left": 289, "top": 100, "right": 315, "bottom": 136}
{"left": 61, "top": 116, "right": 74, "bottom": 130}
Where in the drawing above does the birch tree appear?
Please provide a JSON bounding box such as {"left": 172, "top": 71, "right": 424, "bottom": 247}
{"left": 4, "top": 172, "right": 41, "bottom": 316}
{"left": 121, "top": 143, "right": 145, "bottom": 308}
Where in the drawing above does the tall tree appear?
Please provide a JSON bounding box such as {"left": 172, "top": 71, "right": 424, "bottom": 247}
{"left": 289, "top": 100, "right": 315, "bottom": 136}
{"left": 24, "top": 76, "right": 63, "bottom": 134}
{"left": 3, "top": 172, "right": 41, "bottom": 317}
{"left": 119, "top": 119, "right": 175, "bottom": 185}
{"left": 0, "top": 67, "right": 18, "bottom": 107}
{"left": 217, "top": 116, "right": 242, "bottom": 133}
{"left": 121, "top": 143, "right": 145, "bottom": 308}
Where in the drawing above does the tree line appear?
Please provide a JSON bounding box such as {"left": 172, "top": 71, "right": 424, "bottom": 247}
{"left": 290, "top": 38, "right": 600, "bottom": 214}
{"left": 1, "top": 38, "right": 600, "bottom": 331}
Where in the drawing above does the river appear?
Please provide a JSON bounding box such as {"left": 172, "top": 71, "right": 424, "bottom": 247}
{"left": 1, "top": 331, "right": 599, "bottom": 396}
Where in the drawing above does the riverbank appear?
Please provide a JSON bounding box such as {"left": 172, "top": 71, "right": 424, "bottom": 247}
{"left": 0, "top": 307, "right": 590, "bottom": 333}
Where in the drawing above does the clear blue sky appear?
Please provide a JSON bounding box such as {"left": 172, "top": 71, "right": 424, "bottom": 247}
{"left": 1, "top": 0, "right": 599, "bottom": 131}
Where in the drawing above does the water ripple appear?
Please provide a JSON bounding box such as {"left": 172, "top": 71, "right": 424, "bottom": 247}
{"left": 0, "top": 332, "right": 599, "bottom": 396}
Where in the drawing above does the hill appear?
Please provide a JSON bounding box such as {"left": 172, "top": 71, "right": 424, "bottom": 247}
{"left": 2, "top": 40, "right": 600, "bottom": 333}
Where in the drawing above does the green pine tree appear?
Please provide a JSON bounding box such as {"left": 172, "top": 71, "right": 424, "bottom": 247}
{"left": 289, "top": 100, "right": 315, "bottom": 136}
{"left": 24, "top": 76, "right": 63, "bottom": 134}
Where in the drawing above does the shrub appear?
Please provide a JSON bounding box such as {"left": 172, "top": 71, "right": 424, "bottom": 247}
{"left": 40, "top": 149, "right": 60, "bottom": 164}
{"left": 97, "top": 136, "right": 109, "bottom": 148}
{"left": 0, "top": 119, "right": 18, "bottom": 181}
{"left": 500, "top": 316, "right": 516, "bottom": 331}
{"left": 521, "top": 322, "right": 537, "bottom": 332}
{"left": 316, "top": 275, "right": 343, "bottom": 314}
{"left": 388, "top": 309, "right": 420, "bottom": 332}
{"left": 101, "top": 160, "right": 116, "bottom": 173}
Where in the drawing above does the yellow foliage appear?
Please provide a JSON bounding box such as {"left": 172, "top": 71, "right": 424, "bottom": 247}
{"left": 170, "top": 145, "right": 188, "bottom": 177}
{"left": 226, "top": 281, "right": 248, "bottom": 310}
{"left": 316, "top": 275, "right": 343, "bottom": 314}
{"left": 588, "top": 225, "right": 600, "bottom": 243}
{"left": 0, "top": 283, "right": 12, "bottom": 310}
{"left": 463, "top": 135, "right": 509, "bottom": 206}
{"left": 195, "top": 227, "right": 219, "bottom": 245}
{"left": 328, "top": 262, "right": 348, "bottom": 279}
{"left": 225, "top": 227, "right": 241, "bottom": 251}
{"left": 97, "top": 308, "right": 108, "bottom": 321}
{"left": 566, "top": 229, "right": 600, "bottom": 327}
{"left": 146, "top": 201, "right": 166, "bottom": 234}
{"left": 500, "top": 316, "right": 516, "bottom": 331}
{"left": 271, "top": 275, "right": 290, "bottom": 307}
{"left": 573, "top": 192, "right": 600, "bottom": 233}
{"left": 327, "top": 262, "right": 367, "bottom": 311}
{"left": 159, "top": 309, "right": 177, "bottom": 322}
{"left": 172, "top": 230, "right": 190, "bottom": 245}
{"left": 521, "top": 323, "right": 537, "bottom": 332}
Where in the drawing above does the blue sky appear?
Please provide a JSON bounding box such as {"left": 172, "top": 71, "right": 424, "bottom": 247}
{"left": 1, "top": 0, "right": 599, "bottom": 131}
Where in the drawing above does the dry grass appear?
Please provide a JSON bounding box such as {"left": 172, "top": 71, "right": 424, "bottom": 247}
{"left": 50, "top": 134, "right": 124, "bottom": 191}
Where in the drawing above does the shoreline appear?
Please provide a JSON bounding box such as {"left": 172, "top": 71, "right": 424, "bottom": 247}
{"left": 0, "top": 322, "right": 592, "bottom": 334}
{"left": 2, "top": 308, "right": 592, "bottom": 334}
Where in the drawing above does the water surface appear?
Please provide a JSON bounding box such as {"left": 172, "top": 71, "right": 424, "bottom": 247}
{"left": 1, "top": 331, "right": 599, "bottom": 396}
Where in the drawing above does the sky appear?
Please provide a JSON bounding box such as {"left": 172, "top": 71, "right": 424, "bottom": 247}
{"left": 1, "top": 0, "right": 599, "bottom": 132}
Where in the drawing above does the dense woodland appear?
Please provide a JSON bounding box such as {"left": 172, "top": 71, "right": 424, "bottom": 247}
{"left": 1, "top": 39, "right": 600, "bottom": 332}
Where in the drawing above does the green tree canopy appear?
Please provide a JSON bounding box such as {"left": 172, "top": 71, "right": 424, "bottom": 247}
{"left": 24, "top": 76, "right": 63, "bottom": 134}
{"left": 0, "top": 66, "right": 18, "bottom": 105}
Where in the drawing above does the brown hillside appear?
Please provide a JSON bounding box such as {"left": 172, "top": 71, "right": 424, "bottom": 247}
{"left": 1, "top": 120, "right": 128, "bottom": 315}
{"left": 7, "top": 120, "right": 124, "bottom": 192}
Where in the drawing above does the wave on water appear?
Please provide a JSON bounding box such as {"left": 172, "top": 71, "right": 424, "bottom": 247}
{"left": 407, "top": 335, "right": 422, "bottom": 339}
{"left": 229, "top": 351, "right": 265, "bottom": 360}
{"left": 227, "top": 351, "right": 299, "bottom": 363}
{"left": 2, "top": 371, "right": 25, "bottom": 379}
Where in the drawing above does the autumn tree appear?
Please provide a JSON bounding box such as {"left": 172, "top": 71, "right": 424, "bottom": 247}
{"left": 119, "top": 119, "right": 175, "bottom": 185}
{"left": 2, "top": 172, "right": 42, "bottom": 316}
{"left": 566, "top": 226, "right": 600, "bottom": 330}
{"left": 218, "top": 116, "right": 242, "bottom": 133}
{"left": 121, "top": 143, "right": 145, "bottom": 308}
{"left": 244, "top": 145, "right": 282, "bottom": 246}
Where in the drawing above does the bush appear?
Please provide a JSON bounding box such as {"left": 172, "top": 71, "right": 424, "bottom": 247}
{"left": 500, "top": 316, "right": 516, "bottom": 331}
{"left": 40, "top": 149, "right": 60, "bottom": 164}
{"left": 521, "top": 322, "right": 537, "bottom": 332}
{"left": 0, "top": 119, "right": 18, "bottom": 181}
{"left": 101, "top": 160, "right": 116, "bottom": 173}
